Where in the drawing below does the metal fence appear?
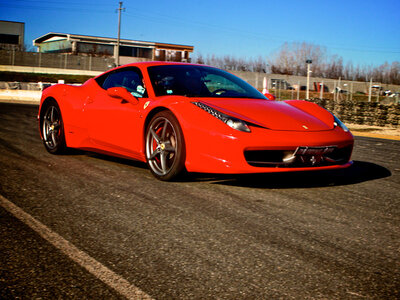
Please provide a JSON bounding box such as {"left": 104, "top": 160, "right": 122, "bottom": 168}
{"left": 232, "top": 71, "right": 400, "bottom": 103}
{"left": 0, "top": 50, "right": 115, "bottom": 71}
{"left": 1, "top": 50, "right": 399, "bottom": 103}
{"left": 0, "top": 81, "right": 61, "bottom": 90}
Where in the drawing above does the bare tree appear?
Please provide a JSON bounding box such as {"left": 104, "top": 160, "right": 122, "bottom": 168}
{"left": 388, "top": 62, "right": 400, "bottom": 84}
{"left": 268, "top": 42, "right": 327, "bottom": 76}
{"left": 193, "top": 44, "right": 400, "bottom": 84}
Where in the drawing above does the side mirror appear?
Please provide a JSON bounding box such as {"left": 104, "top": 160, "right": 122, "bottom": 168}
{"left": 107, "top": 87, "right": 139, "bottom": 105}
{"left": 263, "top": 92, "right": 276, "bottom": 100}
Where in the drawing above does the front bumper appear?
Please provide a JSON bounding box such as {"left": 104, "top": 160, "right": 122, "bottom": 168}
{"left": 183, "top": 125, "right": 354, "bottom": 174}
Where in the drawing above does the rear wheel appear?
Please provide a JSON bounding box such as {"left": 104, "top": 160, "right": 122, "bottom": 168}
{"left": 41, "top": 100, "right": 67, "bottom": 154}
{"left": 145, "top": 111, "right": 186, "bottom": 181}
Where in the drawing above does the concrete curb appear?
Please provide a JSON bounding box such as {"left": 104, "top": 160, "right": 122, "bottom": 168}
{"left": 0, "top": 98, "right": 40, "bottom": 105}
{"left": 0, "top": 65, "right": 102, "bottom": 76}
{"left": 0, "top": 90, "right": 41, "bottom": 103}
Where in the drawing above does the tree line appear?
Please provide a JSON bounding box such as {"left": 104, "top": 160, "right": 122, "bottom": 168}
{"left": 193, "top": 42, "right": 400, "bottom": 85}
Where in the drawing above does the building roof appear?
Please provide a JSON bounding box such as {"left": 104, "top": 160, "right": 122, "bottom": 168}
{"left": 33, "top": 32, "right": 194, "bottom": 51}
{"left": 0, "top": 20, "right": 25, "bottom": 24}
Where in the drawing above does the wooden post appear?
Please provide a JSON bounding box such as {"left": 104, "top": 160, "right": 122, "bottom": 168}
{"left": 333, "top": 80, "right": 337, "bottom": 101}
{"left": 319, "top": 81, "right": 324, "bottom": 99}
{"left": 350, "top": 82, "right": 353, "bottom": 101}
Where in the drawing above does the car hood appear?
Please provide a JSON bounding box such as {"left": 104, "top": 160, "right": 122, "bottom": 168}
{"left": 197, "top": 98, "right": 335, "bottom": 131}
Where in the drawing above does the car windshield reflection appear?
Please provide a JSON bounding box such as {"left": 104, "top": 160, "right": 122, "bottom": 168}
{"left": 148, "top": 65, "right": 266, "bottom": 99}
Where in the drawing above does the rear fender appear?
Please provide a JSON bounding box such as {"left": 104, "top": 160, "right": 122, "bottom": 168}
{"left": 39, "top": 84, "right": 87, "bottom": 146}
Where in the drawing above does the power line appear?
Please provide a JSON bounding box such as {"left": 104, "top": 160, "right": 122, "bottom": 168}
{"left": 1, "top": 1, "right": 399, "bottom": 57}
{"left": 0, "top": 2, "right": 111, "bottom": 14}
{"left": 2, "top": 0, "right": 114, "bottom": 7}
{"left": 123, "top": 11, "right": 400, "bottom": 55}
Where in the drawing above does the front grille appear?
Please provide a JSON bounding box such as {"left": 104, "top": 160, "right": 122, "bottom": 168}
{"left": 244, "top": 145, "right": 352, "bottom": 168}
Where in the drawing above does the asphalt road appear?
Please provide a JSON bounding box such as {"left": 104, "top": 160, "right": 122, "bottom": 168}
{"left": 0, "top": 102, "right": 399, "bottom": 299}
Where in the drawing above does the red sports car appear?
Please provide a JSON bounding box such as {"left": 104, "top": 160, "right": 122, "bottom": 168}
{"left": 38, "top": 62, "right": 354, "bottom": 180}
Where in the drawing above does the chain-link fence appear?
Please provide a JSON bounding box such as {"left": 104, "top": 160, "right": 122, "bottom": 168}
{"left": 232, "top": 71, "right": 400, "bottom": 104}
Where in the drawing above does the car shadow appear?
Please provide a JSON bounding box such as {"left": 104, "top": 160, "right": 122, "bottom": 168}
{"left": 84, "top": 152, "right": 148, "bottom": 169}
{"left": 195, "top": 161, "right": 391, "bottom": 189}
{"left": 71, "top": 153, "right": 392, "bottom": 189}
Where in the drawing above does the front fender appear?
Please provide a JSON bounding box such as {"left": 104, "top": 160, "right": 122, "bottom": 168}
{"left": 143, "top": 96, "right": 243, "bottom": 171}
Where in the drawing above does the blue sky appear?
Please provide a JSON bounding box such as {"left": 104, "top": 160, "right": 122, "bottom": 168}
{"left": 1, "top": 0, "right": 399, "bottom": 67}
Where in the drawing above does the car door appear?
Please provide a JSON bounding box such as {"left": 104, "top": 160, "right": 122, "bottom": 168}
{"left": 84, "top": 67, "right": 147, "bottom": 158}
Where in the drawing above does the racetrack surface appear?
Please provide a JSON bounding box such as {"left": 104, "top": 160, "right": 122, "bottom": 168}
{"left": 1, "top": 103, "right": 399, "bottom": 299}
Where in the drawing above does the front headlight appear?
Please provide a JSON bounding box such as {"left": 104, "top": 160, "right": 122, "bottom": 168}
{"left": 225, "top": 117, "right": 250, "bottom": 132}
{"left": 192, "top": 101, "right": 251, "bottom": 132}
{"left": 333, "top": 115, "right": 349, "bottom": 132}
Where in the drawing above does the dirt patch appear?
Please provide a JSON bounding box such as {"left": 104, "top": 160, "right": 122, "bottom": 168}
{"left": 346, "top": 123, "right": 400, "bottom": 140}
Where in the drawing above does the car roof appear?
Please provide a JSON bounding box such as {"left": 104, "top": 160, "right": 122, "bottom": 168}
{"left": 94, "top": 61, "right": 213, "bottom": 79}
{"left": 123, "top": 61, "right": 202, "bottom": 68}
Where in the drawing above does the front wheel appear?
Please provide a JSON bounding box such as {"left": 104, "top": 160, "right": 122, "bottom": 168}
{"left": 41, "top": 100, "right": 67, "bottom": 154}
{"left": 145, "top": 111, "right": 186, "bottom": 181}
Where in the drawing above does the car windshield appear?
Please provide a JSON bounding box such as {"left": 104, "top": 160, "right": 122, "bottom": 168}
{"left": 148, "top": 65, "right": 266, "bottom": 99}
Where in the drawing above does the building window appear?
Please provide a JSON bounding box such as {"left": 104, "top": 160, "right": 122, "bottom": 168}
{"left": 119, "top": 46, "right": 152, "bottom": 58}
{"left": 0, "top": 34, "right": 19, "bottom": 45}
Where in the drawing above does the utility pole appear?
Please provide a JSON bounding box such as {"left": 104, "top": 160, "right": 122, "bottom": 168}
{"left": 116, "top": 1, "right": 125, "bottom": 67}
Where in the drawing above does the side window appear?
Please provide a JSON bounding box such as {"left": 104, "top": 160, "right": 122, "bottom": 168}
{"left": 99, "top": 68, "right": 147, "bottom": 98}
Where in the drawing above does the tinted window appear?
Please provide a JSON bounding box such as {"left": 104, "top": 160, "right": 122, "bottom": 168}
{"left": 97, "top": 68, "right": 147, "bottom": 98}
{"left": 147, "top": 65, "right": 266, "bottom": 99}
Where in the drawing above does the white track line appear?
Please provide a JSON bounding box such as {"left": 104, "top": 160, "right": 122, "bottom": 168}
{"left": 0, "top": 195, "right": 154, "bottom": 300}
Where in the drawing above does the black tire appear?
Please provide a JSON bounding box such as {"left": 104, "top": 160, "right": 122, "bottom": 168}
{"left": 40, "top": 100, "right": 67, "bottom": 154}
{"left": 145, "top": 111, "right": 186, "bottom": 181}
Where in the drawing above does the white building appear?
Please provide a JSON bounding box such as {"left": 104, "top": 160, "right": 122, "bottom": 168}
{"left": 33, "top": 32, "right": 194, "bottom": 64}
